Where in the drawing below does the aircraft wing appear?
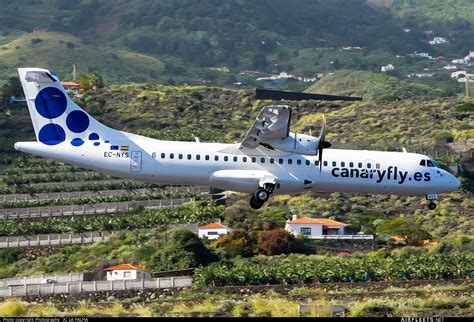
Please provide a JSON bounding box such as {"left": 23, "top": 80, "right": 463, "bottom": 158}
{"left": 240, "top": 105, "right": 291, "bottom": 149}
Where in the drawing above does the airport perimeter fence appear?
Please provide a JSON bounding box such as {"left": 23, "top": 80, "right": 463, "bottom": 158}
{"left": 0, "top": 277, "right": 193, "bottom": 297}
{"left": 0, "top": 197, "right": 196, "bottom": 219}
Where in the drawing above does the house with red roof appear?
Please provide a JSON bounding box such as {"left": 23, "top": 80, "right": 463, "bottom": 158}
{"left": 61, "top": 81, "right": 80, "bottom": 95}
{"left": 285, "top": 215, "right": 349, "bottom": 239}
{"left": 103, "top": 264, "right": 151, "bottom": 281}
{"left": 198, "top": 221, "right": 229, "bottom": 240}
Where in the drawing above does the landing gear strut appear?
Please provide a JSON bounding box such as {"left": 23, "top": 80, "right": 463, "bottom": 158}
{"left": 249, "top": 182, "right": 275, "bottom": 209}
{"left": 426, "top": 193, "right": 438, "bottom": 211}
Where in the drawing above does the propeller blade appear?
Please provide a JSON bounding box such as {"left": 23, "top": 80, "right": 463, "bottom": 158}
{"left": 317, "top": 115, "right": 331, "bottom": 173}
{"left": 255, "top": 88, "right": 362, "bottom": 101}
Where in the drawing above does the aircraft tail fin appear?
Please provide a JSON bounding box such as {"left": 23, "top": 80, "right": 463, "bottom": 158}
{"left": 17, "top": 68, "right": 114, "bottom": 147}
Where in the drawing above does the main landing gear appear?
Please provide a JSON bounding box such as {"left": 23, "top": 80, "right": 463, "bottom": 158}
{"left": 426, "top": 193, "right": 438, "bottom": 210}
{"left": 249, "top": 182, "right": 276, "bottom": 209}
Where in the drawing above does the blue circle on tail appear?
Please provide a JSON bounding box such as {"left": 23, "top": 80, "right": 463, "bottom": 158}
{"left": 66, "top": 110, "right": 90, "bottom": 133}
{"left": 71, "top": 138, "right": 84, "bottom": 146}
{"left": 39, "top": 124, "right": 66, "bottom": 145}
{"left": 35, "top": 87, "right": 68, "bottom": 119}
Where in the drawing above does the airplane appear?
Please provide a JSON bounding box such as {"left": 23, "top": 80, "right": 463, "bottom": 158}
{"left": 14, "top": 68, "right": 461, "bottom": 211}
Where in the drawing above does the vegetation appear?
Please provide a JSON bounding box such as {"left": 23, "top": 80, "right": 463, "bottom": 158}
{"left": 0, "top": 201, "right": 223, "bottom": 236}
{"left": 193, "top": 253, "right": 473, "bottom": 287}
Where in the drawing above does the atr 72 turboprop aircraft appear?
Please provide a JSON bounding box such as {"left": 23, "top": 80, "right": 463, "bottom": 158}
{"left": 14, "top": 68, "right": 460, "bottom": 210}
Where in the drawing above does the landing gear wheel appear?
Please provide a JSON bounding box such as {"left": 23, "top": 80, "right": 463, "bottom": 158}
{"left": 254, "top": 188, "right": 270, "bottom": 203}
{"left": 428, "top": 202, "right": 437, "bottom": 210}
{"left": 249, "top": 196, "right": 264, "bottom": 209}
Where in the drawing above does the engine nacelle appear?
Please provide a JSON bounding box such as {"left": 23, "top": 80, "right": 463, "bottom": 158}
{"left": 265, "top": 132, "right": 319, "bottom": 155}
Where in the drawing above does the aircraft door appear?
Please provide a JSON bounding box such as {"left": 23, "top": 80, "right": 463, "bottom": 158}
{"left": 130, "top": 151, "right": 142, "bottom": 172}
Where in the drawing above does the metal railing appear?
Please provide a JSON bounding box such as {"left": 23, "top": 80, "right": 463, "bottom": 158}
{"left": 0, "top": 231, "right": 114, "bottom": 249}
{"left": 0, "top": 277, "right": 193, "bottom": 297}
{"left": 311, "top": 235, "right": 374, "bottom": 240}
{"left": 0, "top": 198, "right": 196, "bottom": 220}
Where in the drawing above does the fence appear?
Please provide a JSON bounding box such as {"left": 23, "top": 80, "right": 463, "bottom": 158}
{"left": 0, "top": 231, "right": 114, "bottom": 249}
{"left": 0, "top": 185, "right": 208, "bottom": 201}
{"left": 0, "top": 224, "right": 199, "bottom": 249}
{"left": 0, "top": 197, "right": 196, "bottom": 220}
{"left": 0, "top": 277, "right": 193, "bottom": 297}
{"left": 0, "top": 273, "right": 84, "bottom": 288}
{"left": 312, "top": 235, "right": 374, "bottom": 240}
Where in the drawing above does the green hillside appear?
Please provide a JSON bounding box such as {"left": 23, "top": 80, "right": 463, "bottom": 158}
{"left": 0, "top": 32, "right": 165, "bottom": 83}
{"left": 304, "top": 69, "right": 450, "bottom": 101}
{"left": 0, "top": 0, "right": 472, "bottom": 90}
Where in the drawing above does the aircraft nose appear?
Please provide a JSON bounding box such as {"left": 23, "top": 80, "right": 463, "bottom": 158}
{"left": 448, "top": 174, "right": 461, "bottom": 190}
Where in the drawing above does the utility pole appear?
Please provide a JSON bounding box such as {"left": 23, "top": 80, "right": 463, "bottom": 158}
{"left": 465, "top": 74, "right": 473, "bottom": 98}
{"left": 72, "top": 64, "right": 77, "bottom": 81}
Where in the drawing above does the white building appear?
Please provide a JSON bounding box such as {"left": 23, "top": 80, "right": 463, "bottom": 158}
{"left": 381, "top": 64, "right": 394, "bottom": 72}
{"left": 104, "top": 264, "right": 151, "bottom": 281}
{"left": 443, "top": 65, "right": 457, "bottom": 70}
{"left": 198, "top": 222, "right": 229, "bottom": 240}
{"left": 451, "top": 71, "right": 467, "bottom": 79}
{"left": 285, "top": 215, "right": 348, "bottom": 239}
{"left": 429, "top": 37, "right": 448, "bottom": 45}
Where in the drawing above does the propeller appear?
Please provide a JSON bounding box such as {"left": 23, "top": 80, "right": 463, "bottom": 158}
{"left": 317, "top": 115, "right": 332, "bottom": 173}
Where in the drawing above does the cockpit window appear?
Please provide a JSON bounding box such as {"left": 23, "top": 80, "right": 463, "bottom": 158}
{"left": 427, "top": 160, "right": 435, "bottom": 167}
{"left": 431, "top": 160, "right": 441, "bottom": 168}
{"left": 419, "top": 159, "right": 426, "bottom": 166}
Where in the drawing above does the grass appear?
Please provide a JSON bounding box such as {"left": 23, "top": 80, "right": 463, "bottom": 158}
{"left": 0, "top": 31, "right": 165, "bottom": 84}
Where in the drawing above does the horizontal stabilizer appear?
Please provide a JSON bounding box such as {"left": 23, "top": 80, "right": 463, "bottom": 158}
{"left": 255, "top": 88, "right": 362, "bottom": 101}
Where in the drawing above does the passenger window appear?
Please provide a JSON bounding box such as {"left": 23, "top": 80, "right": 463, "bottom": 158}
{"left": 367, "top": 163, "right": 371, "bottom": 169}
{"left": 376, "top": 163, "right": 380, "bottom": 169}
{"left": 306, "top": 160, "right": 310, "bottom": 166}
{"left": 270, "top": 158, "right": 275, "bottom": 164}
{"left": 323, "top": 161, "right": 328, "bottom": 166}
{"left": 341, "top": 162, "right": 345, "bottom": 167}
{"left": 179, "top": 154, "right": 183, "bottom": 159}
{"left": 279, "top": 158, "right": 284, "bottom": 164}
{"left": 161, "top": 153, "right": 166, "bottom": 159}
{"left": 288, "top": 159, "right": 293, "bottom": 165}
{"left": 205, "top": 155, "right": 210, "bottom": 161}
{"left": 243, "top": 157, "right": 247, "bottom": 162}
{"left": 332, "top": 161, "right": 336, "bottom": 167}
{"left": 196, "top": 155, "right": 201, "bottom": 160}
{"left": 152, "top": 152, "right": 156, "bottom": 159}
{"left": 233, "top": 156, "right": 238, "bottom": 162}
{"left": 187, "top": 154, "right": 192, "bottom": 160}
{"left": 170, "top": 153, "right": 174, "bottom": 159}
{"left": 224, "top": 156, "right": 228, "bottom": 161}
{"left": 252, "top": 157, "right": 256, "bottom": 163}
{"left": 214, "top": 155, "right": 219, "bottom": 161}
{"left": 358, "top": 162, "right": 363, "bottom": 168}
{"left": 349, "top": 162, "right": 354, "bottom": 167}
{"left": 261, "top": 158, "right": 265, "bottom": 163}
{"left": 297, "top": 160, "right": 302, "bottom": 165}
{"left": 315, "top": 160, "right": 319, "bottom": 166}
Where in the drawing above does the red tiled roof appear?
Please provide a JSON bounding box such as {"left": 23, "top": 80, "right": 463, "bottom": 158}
{"left": 61, "top": 81, "right": 79, "bottom": 87}
{"left": 287, "top": 217, "right": 348, "bottom": 228}
{"left": 103, "top": 264, "right": 147, "bottom": 271}
{"left": 199, "top": 222, "right": 228, "bottom": 229}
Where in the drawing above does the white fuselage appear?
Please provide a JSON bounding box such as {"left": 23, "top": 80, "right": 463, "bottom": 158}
{"left": 15, "top": 130, "right": 460, "bottom": 197}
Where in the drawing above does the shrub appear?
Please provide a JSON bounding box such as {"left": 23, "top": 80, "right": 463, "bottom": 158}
{"left": 258, "top": 229, "right": 305, "bottom": 255}
{"left": 31, "top": 38, "right": 43, "bottom": 45}
{"left": 210, "top": 229, "right": 255, "bottom": 257}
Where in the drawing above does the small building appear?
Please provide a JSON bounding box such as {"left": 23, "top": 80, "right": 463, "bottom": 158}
{"left": 429, "top": 37, "right": 448, "bottom": 45}
{"left": 198, "top": 222, "right": 229, "bottom": 240}
{"left": 104, "top": 264, "right": 151, "bottom": 281}
{"left": 381, "top": 64, "right": 394, "bottom": 72}
{"left": 451, "top": 70, "right": 467, "bottom": 79}
{"left": 61, "top": 81, "right": 80, "bottom": 95}
{"left": 443, "top": 64, "right": 457, "bottom": 70}
{"left": 285, "top": 215, "right": 348, "bottom": 239}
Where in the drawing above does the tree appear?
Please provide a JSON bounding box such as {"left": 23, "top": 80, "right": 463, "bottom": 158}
{"left": 90, "top": 71, "right": 104, "bottom": 90}
{"left": 258, "top": 228, "right": 304, "bottom": 255}
{"left": 149, "top": 229, "right": 216, "bottom": 272}
{"left": 0, "top": 77, "right": 23, "bottom": 99}
{"left": 210, "top": 229, "right": 255, "bottom": 257}
{"left": 376, "top": 217, "right": 432, "bottom": 245}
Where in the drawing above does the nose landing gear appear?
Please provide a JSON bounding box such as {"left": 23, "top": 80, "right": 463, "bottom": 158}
{"left": 426, "top": 193, "right": 438, "bottom": 211}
